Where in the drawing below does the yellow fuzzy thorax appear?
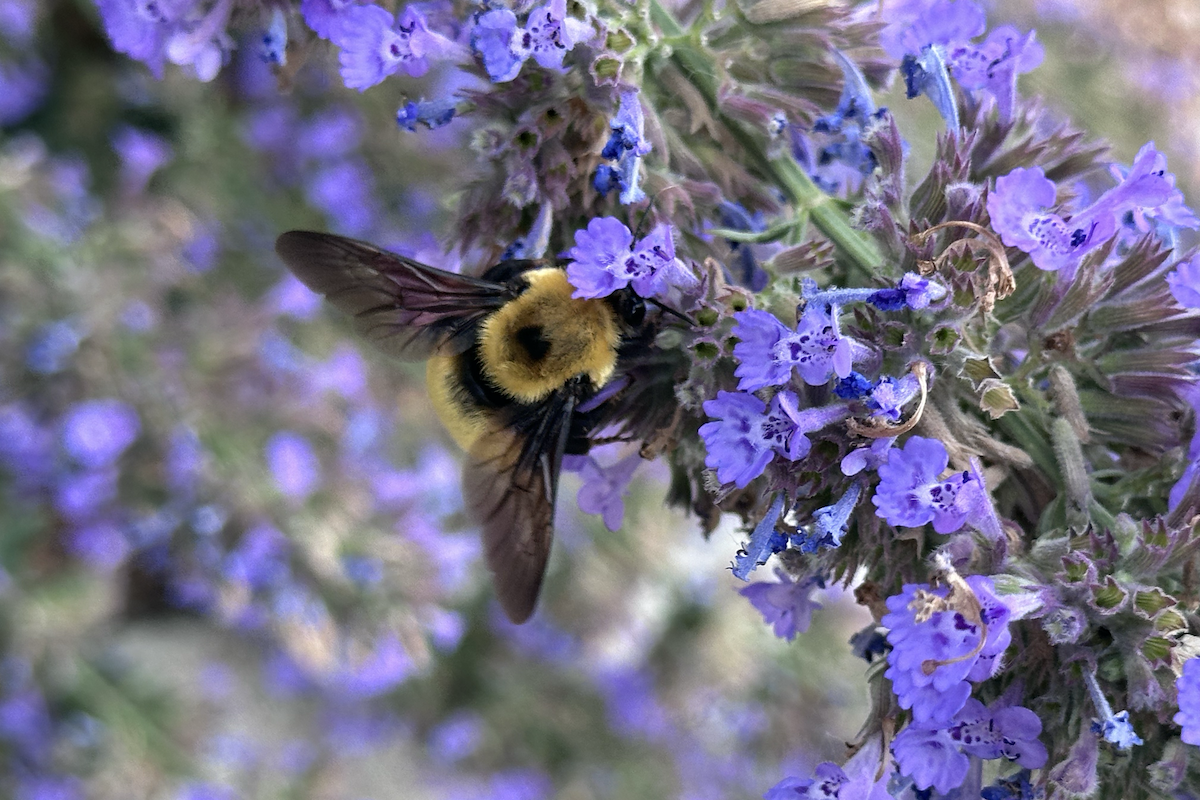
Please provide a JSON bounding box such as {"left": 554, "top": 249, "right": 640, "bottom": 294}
{"left": 478, "top": 268, "right": 620, "bottom": 404}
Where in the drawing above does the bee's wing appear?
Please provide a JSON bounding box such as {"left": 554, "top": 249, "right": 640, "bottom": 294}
{"left": 275, "top": 230, "right": 512, "bottom": 360}
{"left": 462, "top": 391, "right": 578, "bottom": 623}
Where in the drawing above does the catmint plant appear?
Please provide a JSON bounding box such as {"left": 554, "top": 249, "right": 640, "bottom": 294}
{"left": 59, "top": 0, "right": 1200, "bottom": 796}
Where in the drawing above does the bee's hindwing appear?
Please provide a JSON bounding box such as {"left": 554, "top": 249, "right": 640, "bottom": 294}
{"left": 275, "top": 230, "right": 513, "bottom": 360}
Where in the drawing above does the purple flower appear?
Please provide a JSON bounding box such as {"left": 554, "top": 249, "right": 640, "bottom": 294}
{"left": 699, "top": 391, "right": 849, "bottom": 489}
{"left": 1167, "top": 254, "right": 1200, "bottom": 308}
{"left": 841, "top": 436, "right": 896, "bottom": 477}
{"left": 892, "top": 725, "right": 970, "bottom": 794}
{"left": 95, "top": 0, "right": 192, "bottom": 77}
{"left": 512, "top": 0, "right": 584, "bottom": 70}
{"left": 1175, "top": 658, "right": 1200, "bottom": 745}
{"left": 901, "top": 45, "right": 960, "bottom": 128}
{"left": 305, "top": 158, "right": 378, "bottom": 236}
{"left": 61, "top": 399, "right": 140, "bottom": 468}
{"left": 731, "top": 494, "right": 787, "bottom": 580}
{"left": 299, "top": 0, "right": 358, "bottom": 40}
{"left": 898, "top": 272, "right": 946, "bottom": 309}
{"left": 69, "top": 520, "right": 130, "bottom": 571}
{"left": 766, "top": 737, "right": 895, "bottom": 799}
{"left": 397, "top": 97, "right": 457, "bottom": 131}
{"left": 871, "top": 436, "right": 985, "bottom": 534}
{"left": 163, "top": 0, "right": 233, "bottom": 81}
{"left": 112, "top": 125, "right": 173, "bottom": 195}
{"left": 948, "top": 26, "right": 1044, "bottom": 122}
{"left": 576, "top": 452, "right": 640, "bottom": 531}
{"left": 55, "top": 469, "right": 118, "bottom": 521}
{"left": 337, "top": 634, "right": 412, "bottom": 697}
{"left": 428, "top": 711, "right": 482, "bottom": 763}
{"left": 1114, "top": 142, "right": 1200, "bottom": 233}
{"left": 259, "top": 7, "right": 287, "bottom": 65}
{"left": 25, "top": 319, "right": 82, "bottom": 374}
{"left": 16, "top": 776, "right": 85, "bottom": 800}
{"left": 986, "top": 167, "right": 1101, "bottom": 273}
{"left": 565, "top": 218, "right": 695, "bottom": 301}
{"left": 265, "top": 432, "right": 320, "bottom": 500}
{"left": 880, "top": 0, "right": 986, "bottom": 58}
{"left": 267, "top": 274, "right": 322, "bottom": 319}
{"left": 739, "top": 568, "right": 822, "bottom": 642}
{"left": 865, "top": 374, "right": 920, "bottom": 422}
{"left": 0, "top": 56, "right": 48, "bottom": 126}
{"left": 332, "top": 4, "right": 464, "bottom": 91}
{"left": 471, "top": 8, "right": 522, "bottom": 82}
{"left": 795, "top": 482, "right": 862, "bottom": 552}
{"left": 883, "top": 576, "right": 1012, "bottom": 725}
{"left": 596, "top": 90, "right": 651, "bottom": 204}
{"left": 224, "top": 523, "right": 290, "bottom": 589}
{"left": 948, "top": 697, "right": 1047, "bottom": 767}
{"left": 732, "top": 304, "right": 862, "bottom": 391}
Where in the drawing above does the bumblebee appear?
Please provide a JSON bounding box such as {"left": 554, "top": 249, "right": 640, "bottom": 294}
{"left": 275, "top": 230, "right": 657, "bottom": 623}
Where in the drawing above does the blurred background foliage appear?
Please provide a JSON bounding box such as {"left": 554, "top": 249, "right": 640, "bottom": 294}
{"left": 0, "top": 0, "right": 1195, "bottom": 798}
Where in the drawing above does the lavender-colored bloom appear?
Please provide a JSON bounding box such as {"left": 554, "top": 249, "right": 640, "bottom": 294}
{"left": 1094, "top": 710, "right": 1142, "bottom": 750}
{"left": 397, "top": 97, "right": 457, "bottom": 131}
{"left": 69, "top": 520, "right": 130, "bottom": 571}
{"left": 948, "top": 26, "right": 1043, "bottom": 122}
{"left": 949, "top": 697, "right": 1047, "bottom": 767}
{"left": 429, "top": 711, "right": 483, "bottom": 764}
{"left": 731, "top": 494, "right": 787, "bottom": 580}
{"left": 95, "top": 0, "right": 191, "bottom": 78}
{"left": 0, "top": 56, "right": 48, "bottom": 126}
{"left": 892, "top": 725, "right": 970, "bottom": 794}
{"left": 1167, "top": 254, "right": 1200, "bottom": 308}
{"left": 880, "top": 0, "right": 986, "bottom": 59}
{"left": 471, "top": 8, "right": 522, "bottom": 82}
{"left": 310, "top": 345, "right": 367, "bottom": 400}
{"left": 55, "top": 469, "right": 118, "bottom": 521}
{"left": 883, "top": 576, "right": 1013, "bottom": 725}
{"left": 699, "top": 391, "right": 848, "bottom": 489}
{"left": 865, "top": 374, "right": 920, "bottom": 422}
{"left": 739, "top": 568, "right": 822, "bottom": 642}
{"left": 305, "top": 158, "right": 378, "bottom": 236}
{"left": 511, "top": 0, "right": 584, "bottom": 70}
{"left": 112, "top": 125, "right": 172, "bottom": 194}
{"left": 166, "top": 425, "right": 203, "bottom": 494}
{"left": 267, "top": 274, "right": 321, "bottom": 319}
{"left": 175, "top": 782, "right": 237, "bottom": 800}
{"left": 766, "top": 738, "right": 896, "bottom": 799}
{"left": 16, "top": 776, "right": 85, "bottom": 800}
{"left": 337, "top": 634, "right": 412, "bottom": 697}
{"left": 732, "top": 304, "right": 862, "bottom": 391}
{"left": 902, "top": 45, "right": 960, "bottom": 128}
{"left": 1174, "top": 658, "right": 1200, "bottom": 745}
{"left": 576, "top": 452, "right": 640, "bottom": 531}
{"left": 25, "top": 319, "right": 82, "bottom": 374}
{"left": 566, "top": 218, "right": 695, "bottom": 301}
{"left": 795, "top": 482, "right": 862, "bottom": 551}
{"left": 842, "top": 436, "right": 896, "bottom": 476}
{"left": 872, "top": 436, "right": 984, "bottom": 534}
{"left": 0, "top": 687, "right": 54, "bottom": 762}
{"left": 259, "top": 7, "right": 287, "bottom": 65}
{"left": 299, "top": 0, "right": 357, "bottom": 39}
{"left": 987, "top": 168, "right": 1091, "bottom": 272}
{"left": 61, "top": 399, "right": 140, "bottom": 468}
{"left": 898, "top": 272, "right": 947, "bottom": 309}
{"left": 164, "top": 0, "right": 233, "bottom": 81}
{"left": 224, "top": 523, "right": 290, "bottom": 589}
{"left": 265, "top": 431, "right": 320, "bottom": 500}
{"left": 596, "top": 90, "right": 651, "bottom": 204}
{"left": 332, "top": 4, "right": 463, "bottom": 90}
{"left": 1115, "top": 142, "right": 1200, "bottom": 232}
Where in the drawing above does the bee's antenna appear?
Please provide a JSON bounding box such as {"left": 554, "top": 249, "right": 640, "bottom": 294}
{"left": 647, "top": 297, "right": 695, "bottom": 326}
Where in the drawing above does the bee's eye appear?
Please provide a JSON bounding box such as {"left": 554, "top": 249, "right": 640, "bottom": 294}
{"left": 621, "top": 293, "right": 645, "bottom": 327}
{"left": 515, "top": 325, "right": 551, "bottom": 361}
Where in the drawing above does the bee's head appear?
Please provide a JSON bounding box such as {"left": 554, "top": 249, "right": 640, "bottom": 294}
{"left": 608, "top": 287, "right": 646, "bottom": 328}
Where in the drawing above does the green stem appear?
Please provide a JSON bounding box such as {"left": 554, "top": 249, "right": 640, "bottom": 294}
{"left": 647, "top": 0, "right": 882, "bottom": 277}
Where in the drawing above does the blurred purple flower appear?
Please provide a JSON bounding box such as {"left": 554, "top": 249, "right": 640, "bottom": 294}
{"left": 69, "top": 520, "right": 130, "bottom": 571}
{"left": 396, "top": 97, "right": 457, "bottom": 131}
{"left": 879, "top": 0, "right": 986, "bottom": 58}
{"left": 265, "top": 432, "right": 320, "bottom": 500}
{"left": 739, "top": 568, "right": 822, "bottom": 642}
{"left": 267, "top": 274, "right": 321, "bottom": 319}
{"left": 174, "top": 782, "right": 237, "bottom": 800}
{"left": 429, "top": 711, "right": 483, "bottom": 764}
{"left": 310, "top": 345, "right": 367, "bottom": 400}
{"left": 883, "top": 576, "right": 1012, "bottom": 725}
{"left": 258, "top": 7, "right": 287, "bottom": 65}
{"left": 0, "top": 688, "right": 54, "bottom": 762}
{"left": 224, "top": 523, "right": 290, "bottom": 589}
{"left": 489, "top": 769, "right": 553, "bottom": 800}
{"left": 25, "top": 320, "right": 82, "bottom": 374}
{"left": 61, "top": 399, "right": 140, "bottom": 469}
{"left": 166, "top": 425, "right": 204, "bottom": 494}
{"left": 337, "top": 634, "right": 413, "bottom": 697}
{"left": 182, "top": 220, "right": 221, "bottom": 272}
{"left": 1175, "top": 658, "right": 1200, "bottom": 745}
{"left": 95, "top": 0, "right": 191, "bottom": 77}
{"left": 575, "top": 451, "right": 640, "bottom": 531}
{"left": 1167, "top": 254, "right": 1200, "bottom": 308}
{"left": 0, "top": 404, "right": 55, "bottom": 488}
{"left": 163, "top": 0, "right": 232, "bottom": 81}
{"left": 16, "top": 776, "right": 85, "bottom": 800}
{"left": 594, "top": 667, "right": 675, "bottom": 743}
{"left": 305, "top": 158, "right": 377, "bottom": 236}
{"left": 299, "top": 0, "right": 358, "bottom": 39}
{"left": 0, "top": 57, "right": 48, "bottom": 126}
{"left": 0, "top": 0, "right": 37, "bottom": 45}
{"left": 112, "top": 125, "right": 173, "bottom": 194}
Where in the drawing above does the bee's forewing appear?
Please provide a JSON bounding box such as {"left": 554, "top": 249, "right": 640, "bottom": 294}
{"left": 462, "top": 392, "right": 576, "bottom": 623}
{"left": 275, "top": 230, "right": 511, "bottom": 360}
